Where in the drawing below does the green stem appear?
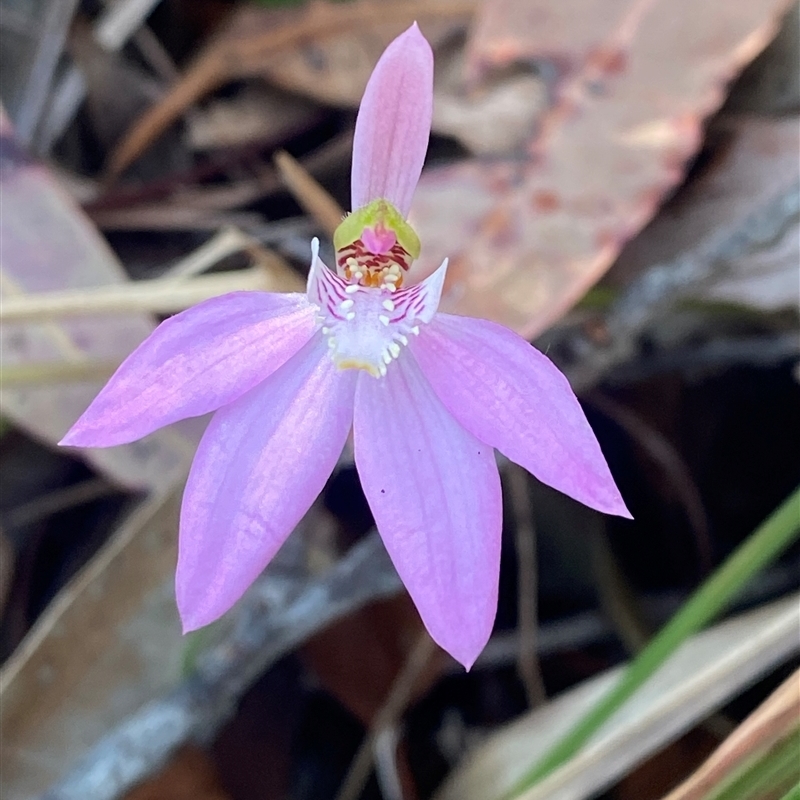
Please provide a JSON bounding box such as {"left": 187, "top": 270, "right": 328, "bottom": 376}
{"left": 509, "top": 485, "right": 800, "bottom": 797}
{"left": 779, "top": 780, "right": 800, "bottom": 800}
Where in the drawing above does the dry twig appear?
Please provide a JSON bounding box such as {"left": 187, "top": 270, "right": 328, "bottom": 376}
{"left": 506, "top": 464, "right": 547, "bottom": 708}
{"left": 660, "top": 669, "right": 800, "bottom": 800}
{"left": 561, "top": 184, "right": 800, "bottom": 392}
{"left": 0, "top": 238, "right": 303, "bottom": 325}
{"left": 105, "top": 0, "right": 477, "bottom": 180}
{"left": 335, "top": 632, "right": 439, "bottom": 800}
{"left": 274, "top": 150, "right": 345, "bottom": 237}
{"left": 41, "top": 529, "right": 404, "bottom": 800}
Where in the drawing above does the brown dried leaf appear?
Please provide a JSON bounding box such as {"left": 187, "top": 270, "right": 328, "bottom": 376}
{"left": 435, "top": 595, "right": 800, "bottom": 800}
{"left": 0, "top": 109, "right": 194, "bottom": 488}
{"left": 187, "top": 85, "right": 319, "bottom": 152}
{"left": 123, "top": 747, "right": 231, "bottom": 800}
{"left": 608, "top": 115, "right": 800, "bottom": 311}
{"left": 432, "top": 38, "right": 549, "bottom": 154}
{"left": 660, "top": 669, "right": 800, "bottom": 800}
{"left": 410, "top": 0, "right": 793, "bottom": 337}
{"left": 253, "top": 2, "right": 470, "bottom": 107}
{"left": 300, "top": 593, "right": 442, "bottom": 725}
{"left": 0, "top": 489, "right": 185, "bottom": 800}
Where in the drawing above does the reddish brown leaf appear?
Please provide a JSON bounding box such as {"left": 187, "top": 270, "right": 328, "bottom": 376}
{"left": 300, "top": 593, "right": 443, "bottom": 726}
{"left": 123, "top": 746, "right": 231, "bottom": 800}
{"left": 0, "top": 490, "right": 185, "bottom": 799}
{"left": 410, "top": 0, "right": 792, "bottom": 336}
{"left": 660, "top": 669, "right": 800, "bottom": 800}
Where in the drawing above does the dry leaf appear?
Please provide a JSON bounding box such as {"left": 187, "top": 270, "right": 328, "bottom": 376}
{"left": 253, "top": 1, "right": 470, "bottom": 107}
{"left": 300, "top": 593, "right": 440, "bottom": 726}
{"left": 725, "top": 3, "right": 800, "bottom": 114}
{"left": 32, "top": 529, "right": 404, "bottom": 800}
{"left": 435, "top": 594, "right": 800, "bottom": 800}
{"left": 410, "top": 0, "right": 793, "bottom": 337}
{"left": 0, "top": 489, "right": 185, "bottom": 800}
{"left": 433, "top": 38, "right": 548, "bottom": 154}
{"left": 187, "top": 85, "right": 320, "bottom": 152}
{"left": 0, "top": 108, "right": 194, "bottom": 488}
{"left": 123, "top": 746, "right": 231, "bottom": 800}
{"left": 660, "top": 669, "right": 800, "bottom": 800}
{"left": 609, "top": 115, "right": 800, "bottom": 311}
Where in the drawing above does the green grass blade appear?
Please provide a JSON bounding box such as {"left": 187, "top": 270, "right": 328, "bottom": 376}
{"left": 508, "top": 485, "right": 800, "bottom": 797}
{"left": 779, "top": 779, "right": 800, "bottom": 800}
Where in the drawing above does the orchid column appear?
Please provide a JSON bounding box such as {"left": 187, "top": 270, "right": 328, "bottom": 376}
{"left": 61, "top": 24, "right": 629, "bottom": 670}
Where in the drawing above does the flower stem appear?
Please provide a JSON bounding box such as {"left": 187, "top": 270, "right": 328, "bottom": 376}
{"left": 509, "top": 485, "right": 800, "bottom": 798}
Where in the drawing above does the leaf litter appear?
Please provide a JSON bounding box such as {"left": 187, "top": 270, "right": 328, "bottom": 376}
{"left": 0, "top": 0, "right": 798, "bottom": 798}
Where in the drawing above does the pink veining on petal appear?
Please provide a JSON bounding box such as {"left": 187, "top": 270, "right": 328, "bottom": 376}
{"left": 177, "top": 336, "right": 356, "bottom": 632}
{"left": 308, "top": 240, "right": 450, "bottom": 377}
{"left": 361, "top": 224, "right": 397, "bottom": 255}
{"left": 351, "top": 23, "right": 433, "bottom": 216}
{"left": 411, "top": 313, "right": 631, "bottom": 518}
{"left": 354, "top": 357, "right": 502, "bottom": 669}
{"left": 60, "top": 292, "right": 316, "bottom": 448}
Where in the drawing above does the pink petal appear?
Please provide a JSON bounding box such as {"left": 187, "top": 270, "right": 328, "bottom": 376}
{"left": 60, "top": 292, "right": 316, "bottom": 447}
{"left": 306, "top": 237, "right": 339, "bottom": 307}
{"left": 177, "top": 336, "right": 356, "bottom": 632}
{"left": 354, "top": 358, "right": 502, "bottom": 669}
{"left": 351, "top": 23, "right": 433, "bottom": 216}
{"left": 411, "top": 314, "right": 631, "bottom": 518}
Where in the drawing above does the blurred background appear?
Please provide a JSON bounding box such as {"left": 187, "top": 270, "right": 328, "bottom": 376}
{"left": 0, "top": 1, "right": 798, "bottom": 799}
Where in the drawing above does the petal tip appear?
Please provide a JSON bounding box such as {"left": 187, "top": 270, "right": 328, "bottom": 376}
{"left": 594, "top": 483, "right": 633, "bottom": 520}
{"left": 177, "top": 592, "right": 216, "bottom": 635}
{"left": 179, "top": 614, "right": 203, "bottom": 636}
{"left": 58, "top": 424, "right": 101, "bottom": 448}
{"left": 57, "top": 422, "right": 134, "bottom": 449}
{"left": 351, "top": 21, "right": 434, "bottom": 215}
{"left": 612, "top": 499, "right": 634, "bottom": 520}
{"left": 440, "top": 636, "right": 486, "bottom": 672}
{"left": 576, "top": 483, "right": 633, "bottom": 520}
{"left": 425, "top": 619, "right": 492, "bottom": 673}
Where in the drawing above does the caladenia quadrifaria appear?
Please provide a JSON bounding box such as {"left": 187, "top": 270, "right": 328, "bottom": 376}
{"left": 62, "top": 24, "right": 630, "bottom": 669}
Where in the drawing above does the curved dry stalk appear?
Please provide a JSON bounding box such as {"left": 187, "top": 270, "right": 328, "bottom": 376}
{"left": 335, "top": 632, "right": 439, "bottom": 800}
{"left": 274, "top": 150, "right": 345, "bottom": 238}
{"left": 506, "top": 463, "right": 547, "bottom": 708}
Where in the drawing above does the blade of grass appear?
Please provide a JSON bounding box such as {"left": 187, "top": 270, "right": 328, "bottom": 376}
{"left": 509, "top": 485, "right": 800, "bottom": 798}
{"left": 779, "top": 779, "right": 800, "bottom": 800}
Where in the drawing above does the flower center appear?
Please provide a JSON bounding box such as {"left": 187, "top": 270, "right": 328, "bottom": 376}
{"left": 336, "top": 237, "right": 414, "bottom": 289}
{"left": 311, "top": 200, "right": 441, "bottom": 377}
{"left": 332, "top": 198, "right": 420, "bottom": 290}
{"left": 319, "top": 283, "right": 422, "bottom": 378}
{"left": 310, "top": 254, "right": 440, "bottom": 379}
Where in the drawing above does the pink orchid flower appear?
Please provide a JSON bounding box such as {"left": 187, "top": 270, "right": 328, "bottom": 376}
{"left": 61, "top": 24, "right": 629, "bottom": 669}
